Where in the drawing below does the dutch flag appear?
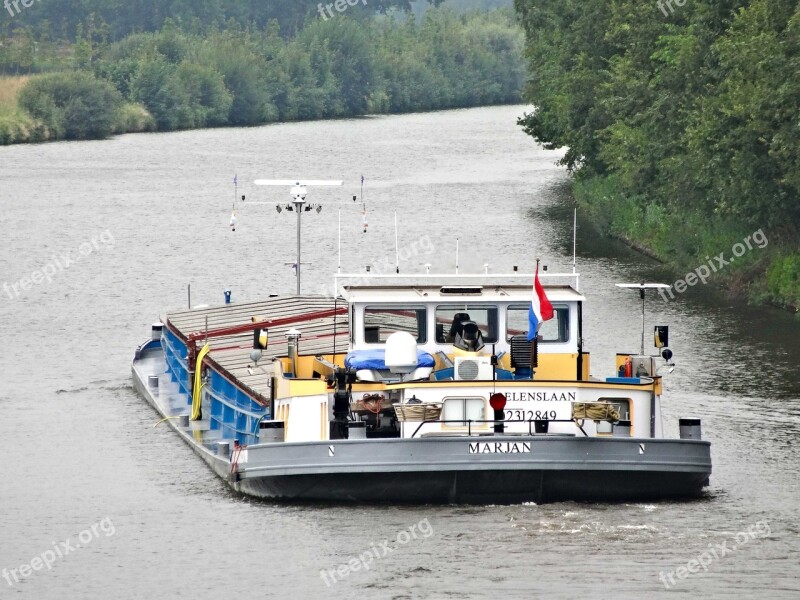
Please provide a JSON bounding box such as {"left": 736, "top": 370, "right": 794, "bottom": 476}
{"left": 527, "top": 263, "right": 554, "bottom": 341}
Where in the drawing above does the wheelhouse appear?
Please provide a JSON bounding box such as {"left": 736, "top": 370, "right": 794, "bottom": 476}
{"left": 343, "top": 278, "right": 588, "bottom": 381}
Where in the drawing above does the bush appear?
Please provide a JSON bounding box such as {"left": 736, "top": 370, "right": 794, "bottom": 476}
{"left": 0, "top": 118, "right": 56, "bottom": 144}
{"left": 766, "top": 255, "right": 800, "bottom": 310}
{"left": 112, "top": 102, "right": 156, "bottom": 134}
{"left": 18, "top": 72, "right": 123, "bottom": 140}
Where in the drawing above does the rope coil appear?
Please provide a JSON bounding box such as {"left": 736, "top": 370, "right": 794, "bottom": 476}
{"left": 571, "top": 402, "right": 621, "bottom": 422}
{"left": 359, "top": 393, "right": 387, "bottom": 415}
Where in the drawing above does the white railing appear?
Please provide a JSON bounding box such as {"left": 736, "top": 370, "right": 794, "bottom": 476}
{"left": 334, "top": 272, "right": 581, "bottom": 292}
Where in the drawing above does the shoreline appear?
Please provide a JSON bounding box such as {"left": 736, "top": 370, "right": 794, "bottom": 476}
{"left": 572, "top": 176, "right": 799, "bottom": 315}
{"left": 0, "top": 85, "right": 522, "bottom": 146}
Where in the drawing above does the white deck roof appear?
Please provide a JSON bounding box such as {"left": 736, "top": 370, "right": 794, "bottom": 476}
{"left": 342, "top": 284, "right": 586, "bottom": 304}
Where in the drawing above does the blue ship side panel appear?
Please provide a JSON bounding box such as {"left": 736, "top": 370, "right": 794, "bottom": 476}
{"left": 206, "top": 368, "right": 268, "bottom": 445}
{"left": 161, "top": 327, "right": 269, "bottom": 444}
{"left": 161, "top": 327, "right": 191, "bottom": 399}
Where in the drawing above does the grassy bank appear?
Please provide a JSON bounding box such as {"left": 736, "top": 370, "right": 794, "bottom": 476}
{"left": 0, "top": 75, "right": 155, "bottom": 144}
{"left": 574, "top": 175, "right": 800, "bottom": 313}
{"left": 0, "top": 76, "right": 49, "bottom": 144}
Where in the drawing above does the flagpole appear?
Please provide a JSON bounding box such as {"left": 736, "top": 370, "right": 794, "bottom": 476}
{"left": 572, "top": 208, "right": 577, "bottom": 274}
{"left": 534, "top": 258, "right": 541, "bottom": 335}
{"left": 230, "top": 174, "right": 238, "bottom": 231}
{"left": 361, "top": 175, "right": 367, "bottom": 234}
{"left": 394, "top": 211, "right": 399, "bottom": 274}
{"left": 640, "top": 287, "right": 646, "bottom": 356}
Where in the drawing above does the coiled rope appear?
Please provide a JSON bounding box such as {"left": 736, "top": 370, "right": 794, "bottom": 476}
{"left": 572, "top": 402, "right": 621, "bottom": 422}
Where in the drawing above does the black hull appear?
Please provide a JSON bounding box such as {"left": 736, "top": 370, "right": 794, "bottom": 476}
{"left": 238, "top": 469, "right": 710, "bottom": 504}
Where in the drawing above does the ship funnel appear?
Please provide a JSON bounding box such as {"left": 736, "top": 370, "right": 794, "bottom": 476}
{"left": 286, "top": 328, "right": 301, "bottom": 377}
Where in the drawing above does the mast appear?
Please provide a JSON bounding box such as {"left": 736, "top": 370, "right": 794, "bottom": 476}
{"left": 254, "top": 179, "right": 342, "bottom": 294}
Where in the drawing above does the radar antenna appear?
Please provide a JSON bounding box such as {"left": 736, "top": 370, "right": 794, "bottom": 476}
{"left": 254, "top": 179, "right": 343, "bottom": 294}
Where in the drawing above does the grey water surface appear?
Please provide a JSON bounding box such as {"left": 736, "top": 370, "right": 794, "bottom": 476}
{"left": 1, "top": 105, "right": 798, "bottom": 599}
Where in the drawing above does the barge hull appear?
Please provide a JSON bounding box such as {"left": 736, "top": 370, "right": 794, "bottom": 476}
{"left": 133, "top": 342, "right": 711, "bottom": 504}
{"left": 237, "top": 469, "right": 710, "bottom": 504}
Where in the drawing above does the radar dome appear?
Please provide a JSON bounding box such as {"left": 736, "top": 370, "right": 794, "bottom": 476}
{"left": 385, "top": 331, "right": 419, "bottom": 374}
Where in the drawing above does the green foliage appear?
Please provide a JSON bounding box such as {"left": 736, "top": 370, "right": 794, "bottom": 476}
{"left": 129, "top": 59, "right": 192, "bottom": 130}
{"left": 6, "top": 1, "right": 443, "bottom": 43}
{"left": 514, "top": 0, "right": 800, "bottom": 227}
{"left": 18, "top": 72, "right": 123, "bottom": 140}
{"left": 766, "top": 254, "right": 800, "bottom": 309}
{"left": 371, "top": 9, "right": 523, "bottom": 113}
{"left": 515, "top": 0, "right": 800, "bottom": 308}
{"left": 176, "top": 62, "right": 233, "bottom": 127}
{"left": 3, "top": 4, "right": 523, "bottom": 142}
{"left": 194, "top": 31, "right": 276, "bottom": 126}
{"left": 100, "top": 5, "right": 522, "bottom": 128}
{"left": 297, "top": 18, "right": 376, "bottom": 116}
{"left": 0, "top": 111, "right": 51, "bottom": 145}
{"left": 112, "top": 102, "right": 156, "bottom": 134}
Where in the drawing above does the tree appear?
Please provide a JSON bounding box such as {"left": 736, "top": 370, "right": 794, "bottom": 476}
{"left": 129, "top": 58, "right": 193, "bottom": 129}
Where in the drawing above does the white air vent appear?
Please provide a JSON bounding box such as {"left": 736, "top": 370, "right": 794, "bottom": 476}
{"left": 454, "top": 356, "right": 494, "bottom": 381}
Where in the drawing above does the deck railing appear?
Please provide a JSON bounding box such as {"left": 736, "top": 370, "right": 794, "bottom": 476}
{"left": 409, "top": 418, "right": 588, "bottom": 438}
{"left": 334, "top": 272, "right": 581, "bottom": 292}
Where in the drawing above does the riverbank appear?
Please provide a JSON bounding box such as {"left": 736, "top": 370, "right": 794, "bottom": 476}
{"left": 0, "top": 75, "right": 156, "bottom": 144}
{"left": 513, "top": 0, "right": 800, "bottom": 315}
{"left": 574, "top": 175, "right": 800, "bottom": 313}
{"left": 0, "top": 76, "right": 46, "bottom": 144}
{"left": 1, "top": 8, "right": 523, "bottom": 146}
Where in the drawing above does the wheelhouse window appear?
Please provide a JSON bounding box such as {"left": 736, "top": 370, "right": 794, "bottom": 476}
{"left": 434, "top": 304, "right": 498, "bottom": 344}
{"left": 506, "top": 303, "right": 570, "bottom": 343}
{"left": 442, "top": 397, "right": 486, "bottom": 426}
{"left": 363, "top": 306, "right": 427, "bottom": 343}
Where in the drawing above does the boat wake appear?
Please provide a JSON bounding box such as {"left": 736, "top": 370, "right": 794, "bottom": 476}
{"left": 55, "top": 379, "right": 132, "bottom": 395}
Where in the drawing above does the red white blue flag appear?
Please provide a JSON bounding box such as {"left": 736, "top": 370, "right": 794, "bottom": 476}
{"left": 527, "top": 264, "right": 554, "bottom": 341}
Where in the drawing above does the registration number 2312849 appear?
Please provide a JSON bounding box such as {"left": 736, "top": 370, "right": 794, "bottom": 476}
{"left": 503, "top": 409, "right": 558, "bottom": 421}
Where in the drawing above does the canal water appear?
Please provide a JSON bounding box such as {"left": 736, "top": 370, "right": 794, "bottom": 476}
{"left": 1, "top": 105, "right": 798, "bottom": 598}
